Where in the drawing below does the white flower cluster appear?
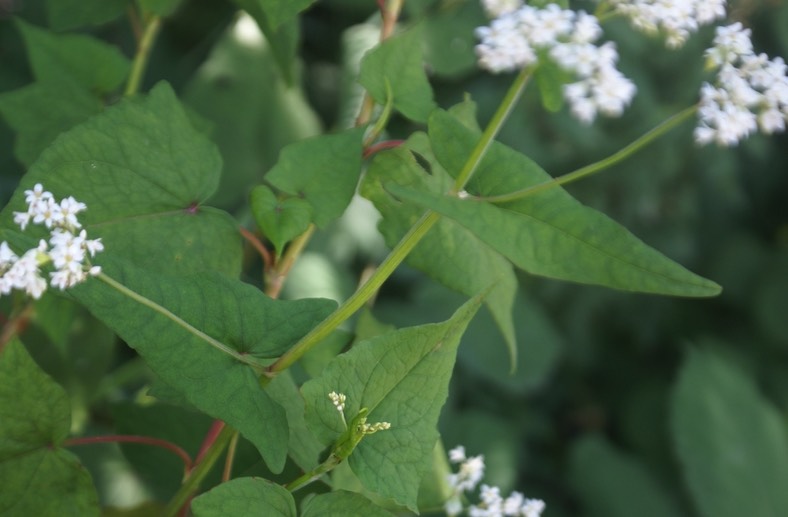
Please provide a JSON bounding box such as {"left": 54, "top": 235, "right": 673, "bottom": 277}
{"left": 695, "top": 23, "right": 788, "bottom": 146}
{"left": 475, "top": 3, "right": 636, "bottom": 124}
{"left": 609, "top": 0, "right": 727, "bottom": 48}
{"left": 445, "top": 445, "right": 545, "bottom": 517}
{"left": 1, "top": 184, "right": 103, "bottom": 299}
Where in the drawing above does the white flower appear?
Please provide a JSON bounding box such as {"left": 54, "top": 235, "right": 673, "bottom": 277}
{"left": 475, "top": 3, "right": 636, "bottom": 123}
{"left": 696, "top": 24, "right": 788, "bottom": 146}
{"left": 1, "top": 185, "right": 103, "bottom": 299}
{"left": 449, "top": 445, "right": 467, "bottom": 464}
{"left": 610, "top": 0, "right": 727, "bottom": 48}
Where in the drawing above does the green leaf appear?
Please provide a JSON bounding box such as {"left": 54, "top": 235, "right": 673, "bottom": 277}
{"left": 569, "top": 435, "right": 685, "bottom": 517}
{"left": 230, "top": 1, "right": 301, "bottom": 83}
{"left": 191, "top": 477, "right": 296, "bottom": 517}
{"left": 16, "top": 19, "right": 130, "bottom": 94}
{"left": 0, "top": 82, "right": 242, "bottom": 277}
{"left": 411, "top": 109, "right": 722, "bottom": 297}
{"left": 361, "top": 139, "right": 517, "bottom": 364}
{"left": 0, "top": 339, "right": 99, "bottom": 516}
{"left": 0, "top": 79, "right": 102, "bottom": 167}
{"left": 250, "top": 185, "right": 312, "bottom": 256}
{"left": 266, "top": 372, "right": 324, "bottom": 472}
{"left": 302, "top": 490, "right": 394, "bottom": 517}
{"left": 535, "top": 58, "right": 568, "bottom": 113}
{"left": 671, "top": 349, "right": 788, "bottom": 517}
{"left": 68, "top": 256, "right": 336, "bottom": 472}
{"left": 358, "top": 25, "right": 437, "bottom": 122}
{"left": 301, "top": 295, "right": 483, "bottom": 511}
{"left": 265, "top": 128, "right": 365, "bottom": 228}
{"left": 232, "top": 0, "right": 316, "bottom": 29}
{"left": 46, "top": 0, "right": 128, "bottom": 31}
{"left": 182, "top": 17, "right": 321, "bottom": 208}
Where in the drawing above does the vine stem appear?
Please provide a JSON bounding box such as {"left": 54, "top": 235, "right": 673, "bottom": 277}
{"left": 0, "top": 303, "right": 33, "bottom": 354}
{"left": 65, "top": 435, "right": 192, "bottom": 473}
{"left": 479, "top": 104, "right": 699, "bottom": 204}
{"left": 264, "top": 66, "right": 533, "bottom": 379}
{"left": 265, "top": 224, "right": 316, "bottom": 299}
{"left": 163, "top": 424, "right": 236, "bottom": 517}
{"left": 124, "top": 14, "right": 162, "bottom": 96}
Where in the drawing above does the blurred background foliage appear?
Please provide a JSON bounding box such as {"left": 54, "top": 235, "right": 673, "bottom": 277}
{"left": 1, "top": 0, "right": 787, "bottom": 515}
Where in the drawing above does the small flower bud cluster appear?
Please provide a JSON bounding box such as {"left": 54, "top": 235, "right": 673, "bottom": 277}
{"left": 445, "top": 445, "right": 545, "bottom": 517}
{"left": 1, "top": 184, "right": 103, "bottom": 299}
{"left": 695, "top": 23, "right": 788, "bottom": 146}
{"left": 360, "top": 421, "right": 391, "bottom": 434}
{"left": 608, "top": 0, "right": 727, "bottom": 48}
{"left": 475, "top": 3, "right": 636, "bottom": 124}
{"left": 329, "top": 391, "right": 347, "bottom": 412}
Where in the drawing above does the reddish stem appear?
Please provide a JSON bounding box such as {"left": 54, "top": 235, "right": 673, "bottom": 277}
{"left": 363, "top": 139, "right": 405, "bottom": 159}
{"left": 65, "top": 435, "right": 193, "bottom": 473}
{"left": 240, "top": 226, "right": 273, "bottom": 271}
{"left": 194, "top": 420, "right": 225, "bottom": 467}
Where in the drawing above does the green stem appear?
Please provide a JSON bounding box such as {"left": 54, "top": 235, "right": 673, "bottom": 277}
{"left": 163, "top": 424, "right": 235, "bottom": 517}
{"left": 285, "top": 454, "right": 342, "bottom": 492}
{"left": 451, "top": 67, "right": 532, "bottom": 192}
{"left": 124, "top": 15, "right": 162, "bottom": 96}
{"left": 97, "top": 273, "right": 265, "bottom": 373}
{"left": 264, "top": 67, "right": 533, "bottom": 378}
{"left": 481, "top": 104, "right": 699, "bottom": 204}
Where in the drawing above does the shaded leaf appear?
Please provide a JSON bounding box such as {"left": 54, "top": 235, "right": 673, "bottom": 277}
{"left": 301, "top": 295, "right": 483, "bottom": 511}
{"left": 569, "top": 435, "right": 685, "bottom": 517}
{"left": 0, "top": 79, "right": 102, "bottom": 167}
{"left": 191, "top": 477, "right": 296, "bottom": 517}
{"left": 0, "top": 339, "right": 99, "bottom": 516}
{"left": 46, "top": 0, "right": 128, "bottom": 30}
{"left": 672, "top": 349, "right": 788, "bottom": 517}
{"left": 16, "top": 19, "right": 130, "bottom": 94}
{"left": 358, "top": 25, "right": 437, "bottom": 122}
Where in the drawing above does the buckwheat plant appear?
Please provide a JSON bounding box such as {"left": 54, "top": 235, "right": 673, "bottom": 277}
{"left": 0, "top": 1, "right": 786, "bottom": 516}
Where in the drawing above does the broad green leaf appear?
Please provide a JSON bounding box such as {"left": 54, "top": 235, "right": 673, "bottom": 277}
{"left": 265, "top": 128, "right": 365, "bottom": 228}
{"left": 231, "top": 0, "right": 316, "bottom": 29}
{"left": 301, "top": 295, "right": 483, "bottom": 511}
{"left": 16, "top": 19, "right": 130, "bottom": 94}
{"left": 569, "top": 435, "right": 685, "bottom": 517}
{"left": 250, "top": 185, "right": 312, "bottom": 256}
{"left": 361, "top": 140, "right": 517, "bottom": 364}
{"left": 183, "top": 13, "right": 321, "bottom": 208}
{"left": 267, "top": 372, "right": 324, "bottom": 471}
{"left": 0, "top": 79, "right": 101, "bottom": 167}
{"left": 0, "top": 82, "right": 242, "bottom": 277}
{"left": 68, "top": 256, "right": 337, "bottom": 472}
{"left": 671, "top": 349, "right": 788, "bottom": 517}
{"left": 191, "top": 477, "right": 296, "bottom": 517}
{"left": 302, "top": 490, "right": 394, "bottom": 517}
{"left": 46, "top": 0, "right": 128, "bottom": 30}
{"left": 0, "top": 339, "right": 99, "bottom": 516}
{"left": 230, "top": 0, "right": 301, "bottom": 83}
{"left": 358, "top": 25, "right": 437, "bottom": 122}
{"left": 414, "top": 109, "right": 722, "bottom": 297}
